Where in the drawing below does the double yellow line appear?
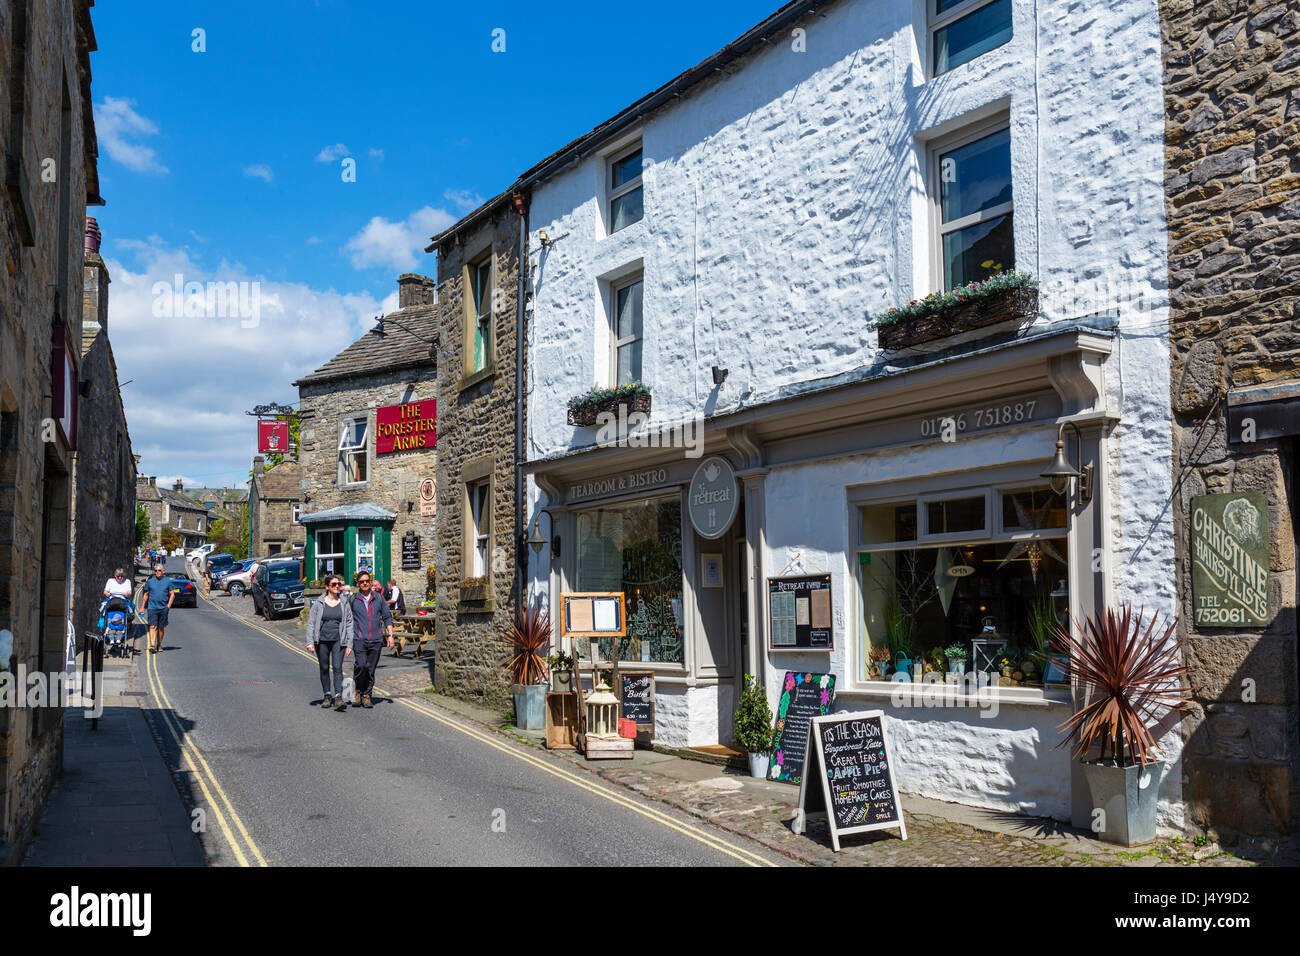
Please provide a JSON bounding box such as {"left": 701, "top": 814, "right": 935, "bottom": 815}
{"left": 142, "top": 644, "right": 268, "bottom": 867}
{"left": 205, "top": 596, "right": 778, "bottom": 867}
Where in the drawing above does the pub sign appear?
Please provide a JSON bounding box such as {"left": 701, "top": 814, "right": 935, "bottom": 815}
{"left": 377, "top": 400, "right": 436, "bottom": 454}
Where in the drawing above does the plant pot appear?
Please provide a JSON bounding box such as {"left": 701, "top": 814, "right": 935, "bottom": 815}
{"left": 878, "top": 287, "right": 1038, "bottom": 350}
{"left": 1081, "top": 759, "right": 1163, "bottom": 846}
{"left": 567, "top": 404, "right": 599, "bottom": 427}
{"left": 748, "top": 751, "right": 770, "bottom": 779}
{"left": 512, "top": 683, "right": 547, "bottom": 731}
{"left": 551, "top": 669, "right": 572, "bottom": 692}
{"left": 567, "top": 391, "right": 652, "bottom": 427}
{"left": 947, "top": 661, "right": 966, "bottom": 675}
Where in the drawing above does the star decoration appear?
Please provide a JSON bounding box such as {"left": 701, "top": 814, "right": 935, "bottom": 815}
{"left": 999, "top": 496, "right": 1064, "bottom": 580}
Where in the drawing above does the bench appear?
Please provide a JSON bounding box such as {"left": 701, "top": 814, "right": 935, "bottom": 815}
{"left": 392, "top": 615, "right": 435, "bottom": 658}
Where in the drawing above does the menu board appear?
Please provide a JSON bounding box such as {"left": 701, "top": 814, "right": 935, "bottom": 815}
{"left": 793, "top": 711, "right": 906, "bottom": 850}
{"left": 617, "top": 671, "right": 655, "bottom": 742}
{"left": 768, "top": 672, "right": 836, "bottom": 784}
{"left": 768, "top": 575, "right": 833, "bottom": 649}
{"left": 560, "top": 592, "right": 627, "bottom": 638}
{"left": 401, "top": 532, "right": 421, "bottom": 570}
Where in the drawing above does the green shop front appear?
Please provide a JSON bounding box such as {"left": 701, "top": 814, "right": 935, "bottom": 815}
{"left": 300, "top": 503, "right": 396, "bottom": 583}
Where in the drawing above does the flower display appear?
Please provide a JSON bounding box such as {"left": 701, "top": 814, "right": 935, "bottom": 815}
{"left": 875, "top": 270, "right": 1038, "bottom": 329}
{"left": 565, "top": 381, "right": 651, "bottom": 414}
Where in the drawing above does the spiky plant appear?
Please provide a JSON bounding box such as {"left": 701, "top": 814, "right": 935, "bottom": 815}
{"left": 1045, "top": 605, "right": 1189, "bottom": 767}
{"left": 501, "top": 603, "right": 552, "bottom": 686}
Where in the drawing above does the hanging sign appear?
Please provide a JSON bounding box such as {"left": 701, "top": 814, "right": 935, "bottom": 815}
{"left": 688, "top": 456, "right": 739, "bottom": 539}
{"left": 418, "top": 476, "right": 437, "bottom": 517}
{"left": 560, "top": 592, "right": 626, "bottom": 638}
{"left": 376, "top": 400, "right": 437, "bottom": 454}
{"left": 1191, "top": 491, "right": 1270, "bottom": 627}
{"left": 768, "top": 671, "right": 836, "bottom": 784}
{"left": 768, "top": 575, "right": 834, "bottom": 649}
{"left": 792, "top": 711, "right": 907, "bottom": 850}
{"left": 616, "top": 671, "right": 655, "bottom": 743}
{"left": 258, "top": 419, "right": 289, "bottom": 454}
{"left": 401, "top": 531, "right": 421, "bottom": 570}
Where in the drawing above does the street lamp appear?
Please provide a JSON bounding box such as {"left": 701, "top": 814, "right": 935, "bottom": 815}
{"left": 1041, "top": 421, "right": 1093, "bottom": 505}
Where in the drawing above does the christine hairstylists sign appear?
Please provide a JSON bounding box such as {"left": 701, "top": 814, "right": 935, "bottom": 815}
{"left": 1191, "top": 491, "right": 1270, "bottom": 628}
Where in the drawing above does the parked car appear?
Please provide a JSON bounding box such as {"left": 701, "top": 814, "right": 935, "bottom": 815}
{"left": 251, "top": 560, "right": 305, "bottom": 619}
{"left": 188, "top": 543, "right": 216, "bottom": 560}
{"left": 219, "top": 559, "right": 261, "bottom": 596}
{"left": 204, "top": 554, "right": 235, "bottom": 586}
{"left": 168, "top": 575, "right": 197, "bottom": 608}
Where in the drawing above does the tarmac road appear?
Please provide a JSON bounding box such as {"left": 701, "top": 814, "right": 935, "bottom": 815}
{"left": 143, "top": 558, "right": 782, "bottom": 867}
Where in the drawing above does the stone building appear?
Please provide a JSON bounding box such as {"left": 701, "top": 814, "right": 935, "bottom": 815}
{"left": 428, "top": 192, "right": 525, "bottom": 707}
{"left": 248, "top": 456, "right": 303, "bottom": 557}
{"left": 69, "top": 216, "right": 136, "bottom": 648}
{"left": 135, "top": 477, "right": 208, "bottom": 551}
{"left": 0, "top": 0, "right": 102, "bottom": 862}
{"left": 295, "top": 274, "right": 437, "bottom": 600}
{"left": 1162, "top": 0, "right": 1300, "bottom": 836}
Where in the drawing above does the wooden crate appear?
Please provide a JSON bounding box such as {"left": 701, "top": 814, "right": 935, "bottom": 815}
{"left": 545, "top": 692, "right": 579, "bottom": 750}
{"left": 583, "top": 734, "right": 635, "bottom": 760}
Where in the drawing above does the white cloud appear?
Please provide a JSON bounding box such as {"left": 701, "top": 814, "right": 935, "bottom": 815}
{"left": 106, "top": 241, "right": 387, "bottom": 486}
{"left": 368, "top": 147, "right": 384, "bottom": 160}
{"left": 343, "top": 206, "right": 454, "bottom": 272}
{"left": 444, "top": 188, "right": 484, "bottom": 212}
{"left": 94, "top": 97, "right": 169, "bottom": 174}
{"left": 243, "top": 163, "right": 274, "bottom": 183}
{"left": 315, "top": 143, "right": 351, "bottom": 162}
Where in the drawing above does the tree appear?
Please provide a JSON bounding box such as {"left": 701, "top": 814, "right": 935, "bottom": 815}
{"left": 208, "top": 515, "right": 248, "bottom": 560}
{"left": 160, "top": 527, "right": 182, "bottom": 550}
{"left": 135, "top": 504, "right": 150, "bottom": 547}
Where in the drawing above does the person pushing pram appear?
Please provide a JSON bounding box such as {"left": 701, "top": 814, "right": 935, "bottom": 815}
{"left": 100, "top": 567, "right": 139, "bottom": 657}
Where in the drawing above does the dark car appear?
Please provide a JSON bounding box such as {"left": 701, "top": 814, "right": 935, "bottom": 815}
{"left": 251, "top": 560, "right": 305, "bottom": 619}
{"left": 214, "top": 558, "right": 255, "bottom": 589}
{"left": 204, "top": 554, "right": 235, "bottom": 586}
{"left": 168, "top": 575, "right": 197, "bottom": 608}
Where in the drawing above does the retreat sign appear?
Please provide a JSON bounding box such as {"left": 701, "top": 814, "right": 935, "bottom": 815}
{"left": 376, "top": 400, "right": 436, "bottom": 454}
{"left": 1191, "top": 491, "right": 1269, "bottom": 628}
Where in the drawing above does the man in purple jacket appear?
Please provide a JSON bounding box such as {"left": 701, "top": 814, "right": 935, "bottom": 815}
{"left": 349, "top": 570, "right": 393, "bottom": 708}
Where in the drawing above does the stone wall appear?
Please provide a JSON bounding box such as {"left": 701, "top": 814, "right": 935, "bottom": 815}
{"left": 433, "top": 200, "right": 522, "bottom": 709}
{"left": 250, "top": 459, "right": 303, "bottom": 556}
{"left": 298, "top": 366, "right": 437, "bottom": 602}
{"left": 1163, "top": 0, "right": 1300, "bottom": 834}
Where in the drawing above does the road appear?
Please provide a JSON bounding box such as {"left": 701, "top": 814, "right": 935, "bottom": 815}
{"left": 140, "top": 558, "right": 782, "bottom": 866}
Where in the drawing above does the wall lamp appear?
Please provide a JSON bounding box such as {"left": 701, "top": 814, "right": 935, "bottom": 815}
{"left": 528, "top": 511, "right": 560, "bottom": 559}
{"left": 1040, "top": 421, "right": 1093, "bottom": 505}
{"left": 711, "top": 366, "right": 728, "bottom": 387}
{"left": 370, "top": 314, "right": 438, "bottom": 360}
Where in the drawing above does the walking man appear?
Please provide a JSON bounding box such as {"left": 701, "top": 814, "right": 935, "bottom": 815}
{"left": 349, "top": 571, "right": 393, "bottom": 708}
{"left": 142, "top": 563, "right": 175, "bottom": 653}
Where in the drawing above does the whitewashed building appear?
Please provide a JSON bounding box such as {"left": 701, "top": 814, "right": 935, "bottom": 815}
{"left": 518, "top": 0, "right": 1178, "bottom": 829}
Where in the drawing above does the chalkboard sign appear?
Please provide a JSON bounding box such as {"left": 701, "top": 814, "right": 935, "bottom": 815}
{"left": 401, "top": 532, "right": 421, "bottom": 570}
{"left": 768, "top": 672, "right": 836, "bottom": 784}
{"left": 768, "top": 575, "right": 833, "bottom": 649}
{"left": 616, "top": 671, "right": 655, "bottom": 743}
{"left": 793, "top": 711, "right": 906, "bottom": 850}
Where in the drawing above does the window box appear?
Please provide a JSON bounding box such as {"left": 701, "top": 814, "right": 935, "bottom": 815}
{"left": 459, "top": 577, "right": 488, "bottom": 601}
{"left": 566, "top": 383, "right": 652, "bottom": 427}
{"left": 876, "top": 272, "right": 1037, "bottom": 351}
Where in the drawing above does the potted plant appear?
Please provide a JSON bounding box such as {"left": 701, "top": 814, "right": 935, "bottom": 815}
{"left": 460, "top": 576, "right": 488, "bottom": 601}
{"left": 501, "top": 603, "right": 552, "bottom": 731}
{"left": 1045, "top": 604, "right": 1189, "bottom": 845}
{"left": 566, "top": 382, "right": 652, "bottom": 426}
{"left": 869, "top": 644, "right": 891, "bottom": 679}
{"left": 733, "top": 674, "right": 775, "bottom": 778}
{"left": 876, "top": 270, "right": 1039, "bottom": 351}
{"left": 548, "top": 651, "right": 575, "bottom": 692}
{"left": 943, "top": 642, "right": 967, "bottom": 675}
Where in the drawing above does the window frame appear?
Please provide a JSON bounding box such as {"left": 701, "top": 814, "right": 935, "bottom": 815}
{"left": 337, "top": 415, "right": 370, "bottom": 487}
{"left": 607, "top": 141, "right": 644, "bottom": 234}
{"left": 927, "top": 0, "right": 1013, "bottom": 77}
{"left": 609, "top": 273, "right": 644, "bottom": 387}
{"left": 291, "top": 503, "right": 301, "bottom": 524}
{"left": 314, "top": 526, "right": 345, "bottom": 579}
{"left": 928, "top": 116, "right": 1013, "bottom": 292}
{"left": 464, "top": 249, "right": 494, "bottom": 376}
{"left": 466, "top": 477, "right": 491, "bottom": 579}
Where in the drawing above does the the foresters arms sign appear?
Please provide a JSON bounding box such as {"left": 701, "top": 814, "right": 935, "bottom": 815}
{"left": 1191, "top": 491, "right": 1270, "bottom": 628}
{"left": 376, "top": 400, "right": 436, "bottom": 454}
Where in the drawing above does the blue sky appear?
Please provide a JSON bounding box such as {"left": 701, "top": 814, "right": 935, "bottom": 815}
{"left": 96, "top": 0, "right": 778, "bottom": 489}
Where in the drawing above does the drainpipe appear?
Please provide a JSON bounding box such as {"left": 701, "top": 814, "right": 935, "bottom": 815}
{"left": 512, "top": 190, "right": 529, "bottom": 612}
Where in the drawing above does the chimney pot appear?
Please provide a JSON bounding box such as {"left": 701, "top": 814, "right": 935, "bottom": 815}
{"left": 85, "top": 216, "right": 102, "bottom": 254}
{"left": 254, "top": 455, "right": 265, "bottom": 477}
{"left": 174, "top": 480, "right": 183, "bottom": 492}
{"left": 397, "top": 273, "right": 436, "bottom": 309}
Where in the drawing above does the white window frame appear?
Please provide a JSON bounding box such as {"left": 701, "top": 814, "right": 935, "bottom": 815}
{"left": 466, "top": 251, "right": 493, "bottom": 374}
{"left": 928, "top": 116, "right": 1013, "bottom": 292}
{"left": 338, "top": 416, "right": 370, "bottom": 486}
{"left": 609, "top": 274, "right": 644, "bottom": 387}
{"left": 927, "top": 0, "right": 1012, "bottom": 78}
{"left": 291, "top": 504, "right": 301, "bottom": 524}
{"left": 607, "top": 141, "right": 644, "bottom": 234}
{"left": 467, "top": 479, "right": 490, "bottom": 579}
{"left": 355, "top": 526, "right": 375, "bottom": 576}
{"left": 315, "top": 527, "right": 345, "bottom": 579}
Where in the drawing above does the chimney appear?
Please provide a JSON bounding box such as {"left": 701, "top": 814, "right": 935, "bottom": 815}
{"left": 174, "top": 479, "right": 183, "bottom": 492}
{"left": 253, "top": 456, "right": 265, "bottom": 477}
{"left": 397, "top": 273, "right": 436, "bottom": 309}
{"left": 148, "top": 476, "right": 156, "bottom": 486}
{"left": 85, "top": 216, "right": 102, "bottom": 254}
{"left": 83, "top": 217, "right": 111, "bottom": 333}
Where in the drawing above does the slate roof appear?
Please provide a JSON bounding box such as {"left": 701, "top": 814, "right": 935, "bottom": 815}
{"left": 253, "top": 461, "right": 302, "bottom": 501}
{"left": 158, "top": 488, "right": 207, "bottom": 512}
{"left": 293, "top": 303, "right": 437, "bottom": 388}
{"left": 298, "top": 503, "right": 395, "bottom": 525}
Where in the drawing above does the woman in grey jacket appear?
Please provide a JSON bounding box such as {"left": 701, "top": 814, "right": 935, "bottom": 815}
{"left": 306, "top": 575, "right": 354, "bottom": 711}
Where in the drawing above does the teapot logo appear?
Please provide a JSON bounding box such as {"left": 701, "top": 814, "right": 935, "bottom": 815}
{"left": 703, "top": 462, "right": 720, "bottom": 483}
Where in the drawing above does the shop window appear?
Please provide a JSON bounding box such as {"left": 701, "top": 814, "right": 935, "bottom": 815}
{"left": 925, "top": 495, "right": 986, "bottom": 535}
{"left": 356, "top": 527, "right": 375, "bottom": 576}
{"left": 316, "top": 528, "right": 344, "bottom": 578}
{"left": 1001, "top": 487, "right": 1067, "bottom": 531}
{"left": 338, "top": 417, "right": 369, "bottom": 485}
{"left": 468, "top": 480, "right": 490, "bottom": 577}
{"left": 608, "top": 142, "right": 643, "bottom": 233}
{"left": 933, "top": 123, "right": 1013, "bottom": 289}
{"left": 861, "top": 501, "right": 918, "bottom": 545}
{"left": 466, "top": 252, "right": 493, "bottom": 373}
{"left": 611, "top": 276, "right": 643, "bottom": 387}
{"left": 930, "top": 0, "right": 1012, "bottom": 76}
{"left": 576, "top": 496, "right": 684, "bottom": 664}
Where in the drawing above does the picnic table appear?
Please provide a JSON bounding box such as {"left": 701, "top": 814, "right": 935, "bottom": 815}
{"left": 392, "top": 612, "right": 435, "bottom": 659}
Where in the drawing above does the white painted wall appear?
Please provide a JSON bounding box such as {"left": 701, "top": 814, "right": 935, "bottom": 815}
{"left": 525, "top": 0, "right": 1177, "bottom": 825}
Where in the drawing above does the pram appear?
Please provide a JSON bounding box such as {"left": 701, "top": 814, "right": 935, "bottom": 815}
{"left": 97, "top": 595, "right": 135, "bottom": 658}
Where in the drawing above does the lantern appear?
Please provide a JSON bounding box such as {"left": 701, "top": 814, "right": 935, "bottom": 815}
{"left": 585, "top": 679, "right": 621, "bottom": 738}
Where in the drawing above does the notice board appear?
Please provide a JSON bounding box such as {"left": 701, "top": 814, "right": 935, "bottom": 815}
{"left": 792, "top": 711, "right": 906, "bottom": 850}
{"left": 768, "top": 672, "right": 836, "bottom": 784}
{"left": 768, "top": 575, "right": 833, "bottom": 649}
{"left": 560, "top": 592, "right": 626, "bottom": 639}
{"left": 616, "top": 671, "right": 655, "bottom": 743}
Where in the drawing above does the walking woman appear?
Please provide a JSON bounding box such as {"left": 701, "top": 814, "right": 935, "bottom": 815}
{"left": 305, "top": 575, "right": 353, "bottom": 711}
